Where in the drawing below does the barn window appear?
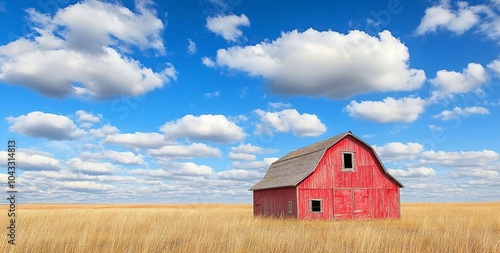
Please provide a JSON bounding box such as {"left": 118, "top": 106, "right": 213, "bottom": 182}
{"left": 342, "top": 152, "right": 354, "bottom": 171}
{"left": 310, "top": 200, "right": 322, "bottom": 212}
{"left": 288, "top": 201, "right": 293, "bottom": 214}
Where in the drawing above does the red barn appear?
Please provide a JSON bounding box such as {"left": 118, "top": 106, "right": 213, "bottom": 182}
{"left": 249, "top": 131, "right": 403, "bottom": 220}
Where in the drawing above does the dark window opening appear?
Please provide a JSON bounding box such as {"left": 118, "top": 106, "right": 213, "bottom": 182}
{"left": 288, "top": 201, "right": 293, "bottom": 214}
{"left": 342, "top": 152, "right": 354, "bottom": 171}
{"left": 310, "top": 200, "right": 322, "bottom": 212}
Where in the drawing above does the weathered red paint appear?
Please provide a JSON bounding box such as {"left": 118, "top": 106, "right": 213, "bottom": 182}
{"left": 253, "top": 134, "right": 402, "bottom": 220}
{"left": 253, "top": 187, "right": 297, "bottom": 218}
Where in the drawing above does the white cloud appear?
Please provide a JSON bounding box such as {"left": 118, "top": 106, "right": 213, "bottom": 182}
{"left": 202, "top": 57, "right": 216, "bottom": 67}
{"left": 373, "top": 142, "right": 424, "bottom": 161}
{"left": 103, "top": 132, "right": 169, "bottom": 149}
{"left": 217, "top": 169, "right": 262, "bottom": 181}
{"left": 232, "top": 157, "right": 279, "bottom": 171}
{"left": 75, "top": 110, "right": 101, "bottom": 128}
{"left": 451, "top": 168, "right": 499, "bottom": 179}
{"left": 57, "top": 181, "right": 114, "bottom": 192}
{"left": 416, "top": 1, "right": 479, "bottom": 35}
{"left": 131, "top": 162, "right": 214, "bottom": 178}
{"left": 416, "top": 1, "right": 500, "bottom": 40}
{"left": 228, "top": 152, "right": 256, "bottom": 161}
{"left": 268, "top": 102, "right": 292, "bottom": 110}
{"left": 475, "top": 4, "right": 500, "bottom": 40}
{"left": 345, "top": 96, "right": 426, "bottom": 123}
{"left": 487, "top": 59, "right": 500, "bottom": 76}
{"left": 174, "top": 162, "right": 214, "bottom": 176}
{"left": 148, "top": 143, "right": 221, "bottom": 159}
{"left": 431, "top": 63, "right": 487, "bottom": 99}
{"left": 231, "top": 143, "right": 274, "bottom": 154}
{"left": 81, "top": 150, "right": 145, "bottom": 165}
{"left": 254, "top": 109, "right": 326, "bottom": 137}
{"left": 187, "top": 39, "right": 196, "bottom": 54}
{"left": 212, "top": 29, "right": 425, "bottom": 99}
{"left": 388, "top": 167, "right": 436, "bottom": 178}
{"left": 0, "top": 0, "right": 175, "bottom": 99}
{"left": 229, "top": 143, "right": 276, "bottom": 161}
{"left": 7, "top": 111, "right": 84, "bottom": 140}
{"left": 434, "top": 106, "right": 490, "bottom": 120}
{"left": 161, "top": 114, "right": 246, "bottom": 143}
{"left": 420, "top": 150, "right": 499, "bottom": 167}
{"left": 67, "top": 158, "right": 116, "bottom": 175}
{"left": 0, "top": 150, "right": 60, "bottom": 171}
{"left": 89, "top": 124, "right": 119, "bottom": 139}
{"left": 206, "top": 13, "right": 250, "bottom": 41}
{"left": 204, "top": 91, "right": 220, "bottom": 98}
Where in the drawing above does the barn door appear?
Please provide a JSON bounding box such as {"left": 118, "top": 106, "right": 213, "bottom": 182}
{"left": 353, "top": 190, "right": 371, "bottom": 219}
{"left": 333, "top": 190, "right": 353, "bottom": 219}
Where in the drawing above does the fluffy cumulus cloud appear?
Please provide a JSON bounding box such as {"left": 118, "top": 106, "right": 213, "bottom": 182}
{"left": 76, "top": 110, "right": 101, "bottom": 128}
{"left": 161, "top": 114, "right": 246, "bottom": 143}
{"left": 7, "top": 111, "right": 84, "bottom": 140}
{"left": 148, "top": 143, "right": 221, "bottom": 160}
{"left": 0, "top": 149, "right": 60, "bottom": 171}
{"left": 373, "top": 142, "right": 424, "bottom": 161}
{"left": 211, "top": 29, "right": 425, "bottom": 99}
{"left": 431, "top": 63, "right": 488, "bottom": 99}
{"left": 89, "top": 124, "right": 119, "bottom": 139}
{"left": 206, "top": 13, "right": 250, "bottom": 41}
{"left": 388, "top": 167, "right": 436, "bottom": 178}
{"left": 434, "top": 106, "right": 490, "bottom": 120}
{"left": 67, "top": 158, "right": 117, "bottom": 175}
{"left": 416, "top": 1, "right": 500, "bottom": 40}
{"left": 416, "top": 1, "right": 479, "bottom": 35}
{"left": 0, "top": 0, "right": 176, "bottom": 99}
{"left": 254, "top": 109, "right": 326, "bottom": 137}
{"left": 103, "top": 132, "right": 169, "bottom": 149}
{"left": 345, "top": 96, "right": 427, "bottom": 123}
{"left": 420, "top": 150, "right": 499, "bottom": 167}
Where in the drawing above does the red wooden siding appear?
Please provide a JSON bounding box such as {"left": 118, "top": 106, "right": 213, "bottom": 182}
{"left": 252, "top": 133, "right": 401, "bottom": 220}
{"left": 253, "top": 187, "right": 297, "bottom": 218}
{"left": 297, "top": 135, "right": 400, "bottom": 219}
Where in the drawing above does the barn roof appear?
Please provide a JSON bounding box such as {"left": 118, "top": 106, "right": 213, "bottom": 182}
{"left": 249, "top": 131, "right": 404, "bottom": 191}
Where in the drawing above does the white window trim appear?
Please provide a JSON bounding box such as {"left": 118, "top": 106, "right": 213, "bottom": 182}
{"left": 342, "top": 152, "right": 355, "bottom": 172}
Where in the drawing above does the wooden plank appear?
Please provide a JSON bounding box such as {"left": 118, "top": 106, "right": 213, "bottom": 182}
{"left": 333, "top": 189, "right": 353, "bottom": 219}
{"left": 353, "top": 190, "right": 372, "bottom": 219}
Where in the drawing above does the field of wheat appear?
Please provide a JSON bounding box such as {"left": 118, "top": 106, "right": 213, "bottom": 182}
{"left": 1, "top": 202, "right": 499, "bottom": 252}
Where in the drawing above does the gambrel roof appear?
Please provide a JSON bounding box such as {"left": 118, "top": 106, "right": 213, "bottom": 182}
{"left": 249, "top": 131, "right": 403, "bottom": 191}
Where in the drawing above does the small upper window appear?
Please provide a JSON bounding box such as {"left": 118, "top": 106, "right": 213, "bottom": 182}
{"left": 342, "top": 152, "right": 354, "bottom": 171}
{"left": 310, "top": 200, "right": 322, "bottom": 212}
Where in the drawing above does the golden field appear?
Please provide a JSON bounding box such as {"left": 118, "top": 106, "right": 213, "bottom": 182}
{"left": 1, "top": 202, "right": 499, "bottom": 253}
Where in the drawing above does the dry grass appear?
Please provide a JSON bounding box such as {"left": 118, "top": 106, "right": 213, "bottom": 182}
{"left": 1, "top": 202, "right": 499, "bottom": 253}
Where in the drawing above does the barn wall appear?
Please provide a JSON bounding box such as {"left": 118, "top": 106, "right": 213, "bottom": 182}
{"left": 253, "top": 187, "right": 297, "bottom": 218}
{"left": 297, "top": 189, "right": 333, "bottom": 219}
{"left": 297, "top": 135, "right": 401, "bottom": 219}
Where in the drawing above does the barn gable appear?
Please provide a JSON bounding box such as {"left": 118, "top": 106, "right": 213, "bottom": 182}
{"left": 249, "top": 131, "right": 403, "bottom": 191}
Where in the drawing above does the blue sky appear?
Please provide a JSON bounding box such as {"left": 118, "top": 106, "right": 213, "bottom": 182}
{"left": 0, "top": 0, "right": 499, "bottom": 203}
